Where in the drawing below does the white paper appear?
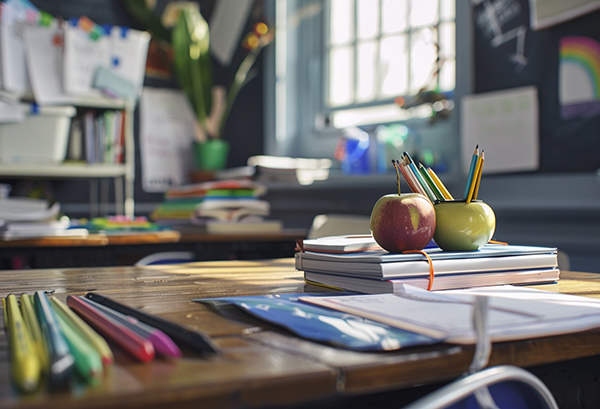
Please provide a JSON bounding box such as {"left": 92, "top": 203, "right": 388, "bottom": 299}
{"left": 209, "top": 0, "right": 253, "bottom": 66}
{"left": 107, "top": 26, "right": 150, "bottom": 96}
{"left": 0, "top": 1, "right": 36, "bottom": 94}
{"left": 0, "top": 99, "right": 24, "bottom": 122}
{"left": 529, "top": 0, "right": 600, "bottom": 30}
{"left": 301, "top": 285, "right": 600, "bottom": 344}
{"left": 461, "top": 86, "right": 539, "bottom": 174}
{"left": 139, "top": 87, "right": 197, "bottom": 192}
{"left": 62, "top": 24, "right": 149, "bottom": 98}
{"left": 62, "top": 24, "right": 109, "bottom": 97}
{"left": 23, "top": 25, "right": 73, "bottom": 105}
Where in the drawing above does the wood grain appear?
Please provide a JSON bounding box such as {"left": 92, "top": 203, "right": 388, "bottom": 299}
{"left": 1, "top": 262, "right": 600, "bottom": 408}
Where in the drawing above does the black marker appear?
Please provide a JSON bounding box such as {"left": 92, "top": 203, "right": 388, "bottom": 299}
{"left": 84, "top": 292, "right": 219, "bottom": 355}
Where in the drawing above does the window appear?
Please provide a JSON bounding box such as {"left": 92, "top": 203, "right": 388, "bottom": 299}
{"left": 326, "top": 0, "right": 456, "bottom": 128}
{"left": 265, "top": 0, "right": 469, "bottom": 179}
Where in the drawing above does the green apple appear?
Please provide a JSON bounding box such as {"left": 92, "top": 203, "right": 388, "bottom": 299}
{"left": 370, "top": 192, "right": 436, "bottom": 253}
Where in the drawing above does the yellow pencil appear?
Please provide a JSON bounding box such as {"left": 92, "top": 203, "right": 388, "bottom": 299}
{"left": 20, "top": 293, "right": 49, "bottom": 373}
{"left": 467, "top": 152, "right": 484, "bottom": 203}
{"left": 5, "top": 295, "right": 41, "bottom": 393}
{"left": 427, "top": 167, "right": 454, "bottom": 200}
{"left": 472, "top": 150, "right": 485, "bottom": 200}
{"left": 50, "top": 298, "right": 114, "bottom": 366}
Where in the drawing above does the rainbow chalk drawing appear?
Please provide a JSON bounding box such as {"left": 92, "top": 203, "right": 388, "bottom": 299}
{"left": 559, "top": 36, "right": 600, "bottom": 119}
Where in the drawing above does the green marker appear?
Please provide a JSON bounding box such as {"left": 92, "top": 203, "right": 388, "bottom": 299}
{"left": 50, "top": 298, "right": 113, "bottom": 366}
{"left": 55, "top": 312, "right": 103, "bottom": 383}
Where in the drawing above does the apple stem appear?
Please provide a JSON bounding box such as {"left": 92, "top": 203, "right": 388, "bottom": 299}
{"left": 392, "top": 159, "right": 401, "bottom": 195}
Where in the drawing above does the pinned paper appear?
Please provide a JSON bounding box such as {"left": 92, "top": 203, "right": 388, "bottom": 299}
{"left": 461, "top": 86, "right": 539, "bottom": 174}
{"left": 559, "top": 36, "right": 600, "bottom": 119}
{"left": 139, "top": 87, "right": 197, "bottom": 192}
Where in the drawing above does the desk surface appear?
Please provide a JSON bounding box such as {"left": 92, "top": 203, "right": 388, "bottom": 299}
{"left": 1, "top": 262, "right": 600, "bottom": 409}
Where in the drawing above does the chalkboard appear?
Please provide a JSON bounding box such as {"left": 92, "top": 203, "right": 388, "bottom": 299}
{"left": 473, "top": 0, "right": 600, "bottom": 172}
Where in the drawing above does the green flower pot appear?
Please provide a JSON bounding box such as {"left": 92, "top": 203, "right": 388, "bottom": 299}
{"left": 193, "top": 140, "right": 229, "bottom": 170}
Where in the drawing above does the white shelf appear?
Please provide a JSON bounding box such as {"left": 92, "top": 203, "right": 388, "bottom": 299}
{"left": 0, "top": 163, "right": 128, "bottom": 178}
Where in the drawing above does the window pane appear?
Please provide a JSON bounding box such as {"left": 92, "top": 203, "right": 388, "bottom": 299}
{"left": 357, "top": 41, "right": 377, "bottom": 102}
{"left": 439, "top": 22, "right": 455, "bottom": 58}
{"left": 409, "top": 0, "right": 438, "bottom": 28}
{"left": 380, "top": 35, "right": 408, "bottom": 98}
{"left": 439, "top": 58, "right": 455, "bottom": 91}
{"left": 382, "top": 0, "right": 407, "bottom": 34}
{"left": 440, "top": 0, "right": 455, "bottom": 20}
{"left": 329, "top": 46, "right": 354, "bottom": 106}
{"left": 330, "top": 0, "right": 354, "bottom": 45}
{"left": 409, "top": 28, "right": 437, "bottom": 94}
{"left": 357, "top": 0, "right": 379, "bottom": 39}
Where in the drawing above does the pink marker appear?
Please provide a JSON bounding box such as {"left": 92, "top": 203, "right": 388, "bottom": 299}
{"left": 80, "top": 297, "right": 182, "bottom": 358}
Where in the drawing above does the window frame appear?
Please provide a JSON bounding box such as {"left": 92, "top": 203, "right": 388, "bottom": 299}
{"left": 263, "top": 0, "right": 473, "bottom": 183}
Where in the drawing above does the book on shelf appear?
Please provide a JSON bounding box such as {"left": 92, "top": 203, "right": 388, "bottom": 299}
{"left": 296, "top": 238, "right": 559, "bottom": 292}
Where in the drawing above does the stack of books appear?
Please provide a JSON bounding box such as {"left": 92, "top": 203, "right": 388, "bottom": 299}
{"left": 296, "top": 235, "right": 559, "bottom": 292}
{"left": 152, "top": 180, "right": 282, "bottom": 234}
{"left": 0, "top": 197, "right": 88, "bottom": 240}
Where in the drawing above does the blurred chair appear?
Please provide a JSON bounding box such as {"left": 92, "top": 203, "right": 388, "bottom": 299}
{"left": 134, "top": 251, "right": 195, "bottom": 266}
{"left": 402, "top": 296, "right": 558, "bottom": 409}
{"left": 308, "top": 214, "right": 371, "bottom": 239}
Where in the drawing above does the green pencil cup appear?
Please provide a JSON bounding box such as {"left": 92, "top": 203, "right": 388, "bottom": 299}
{"left": 193, "top": 139, "right": 229, "bottom": 171}
{"left": 433, "top": 200, "right": 496, "bottom": 251}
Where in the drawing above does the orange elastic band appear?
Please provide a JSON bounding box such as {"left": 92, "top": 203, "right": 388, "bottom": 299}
{"left": 403, "top": 249, "right": 434, "bottom": 291}
{"left": 488, "top": 240, "right": 508, "bottom": 245}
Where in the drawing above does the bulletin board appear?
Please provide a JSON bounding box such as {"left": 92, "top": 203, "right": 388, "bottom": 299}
{"left": 473, "top": 0, "right": 600, "bottom": 172}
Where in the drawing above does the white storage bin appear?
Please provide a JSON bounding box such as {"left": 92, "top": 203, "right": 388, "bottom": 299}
{"left": 0, "top": 105, "right": 77, "bottom": 163}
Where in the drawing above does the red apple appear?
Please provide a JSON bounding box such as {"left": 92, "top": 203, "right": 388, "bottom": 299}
{"left": 369, "top": 192, "right": 436, "bottom": 253}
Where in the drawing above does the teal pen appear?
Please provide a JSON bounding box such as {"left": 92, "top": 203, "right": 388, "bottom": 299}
{"left": 463, "top": 145, "right": 479, "bottom": 200}
{"left": 34, "top": 291, "right": 75, "bottom": 387}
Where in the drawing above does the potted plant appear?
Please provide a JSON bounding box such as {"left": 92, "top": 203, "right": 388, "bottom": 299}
{"left": 124, "top": 0, "right": 273, "bottom": 170}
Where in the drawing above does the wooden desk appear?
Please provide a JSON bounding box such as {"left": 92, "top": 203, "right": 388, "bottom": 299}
{"left": 1, "top": 263, "right": 600, "bottom": 409}
{"left": 0, "top": 230, "right": 305, "bottom": 269}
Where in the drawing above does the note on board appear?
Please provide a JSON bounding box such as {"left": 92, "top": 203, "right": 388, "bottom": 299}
{"left": 139, "top": 87, "right": 197, "bottom": 193}
{"left": 461, "top": 86, "right": 539, "bottom": 174}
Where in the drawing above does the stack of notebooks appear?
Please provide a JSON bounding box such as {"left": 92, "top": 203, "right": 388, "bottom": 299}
{"left": 0, "top": 197, "right": 88, "bottom": 240}
{"left": 152, "top": 180, "right": 282, "bottom": 234}
{"left": 296, "top": 235, "right": 559, "bottom": 292}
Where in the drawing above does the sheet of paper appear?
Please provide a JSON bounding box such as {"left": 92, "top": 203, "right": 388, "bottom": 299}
{"left": 62, "top": 24, "right": 109, "bottom": 98}
{"left": 209, "top": 0, "right": 253, "bottom": 66}
{"left": 139, "top": 87, "right": 197, "bottom": 192}
{"left": 529, "top": 0, "right": 600, "bottom": 30}
{"left": 106, "top": 26, "right": 150, "bottom": 96}
{"left": 461, "top": 86, "right": 539, "bottom": 174}
{"left": 23, "top": 25, "right": 74, "bottom": 105}
{"left": 0, "top": 100, "right": 24, "bottom": 122}
{"left": 300, "top": 285, "right": 600, "bottom": 344}
{"left": 0, "top": 1, "right": 37, "bottom": 93}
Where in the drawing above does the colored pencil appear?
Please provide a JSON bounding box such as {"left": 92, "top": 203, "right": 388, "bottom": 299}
{"left": 4, "top": 295, "right": 41, "bottom": 393}
{"left": 84, "top": 292, "right": 219, "bottom": 355}
{"left": 427, "top": 167, "right": 454, "bottom": 200}
{"left": 20, "top": 293, "right": 49, "bottom": 373}
{"left": 54, "top": 312, "right": 103, "bottom": 382}
{"left": 419, "top": 164, "right": 444, "bottom": 201}
{"left": 34, "top": 291, "right": 74, "bottom": 387}
{"left": 463, "top": 145, "right": 479, "bottom": 200}
{"left": 50, "top": 297, "right": 114, "bottom": 366}
{"left": 472, "top": 150, "right": 485, "bottom": 201}
{"left": 467, "top": 151, "right": 484, "bottom": 203}
{"left": 81, "top": 297, "right": 182, "bottom": 358}
{"left": 66, "top": 295, "right": 155, "bottom": 363}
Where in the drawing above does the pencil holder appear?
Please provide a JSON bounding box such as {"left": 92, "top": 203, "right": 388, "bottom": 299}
{"left": 433, "top": 200, "right": 496, "bottom": 251}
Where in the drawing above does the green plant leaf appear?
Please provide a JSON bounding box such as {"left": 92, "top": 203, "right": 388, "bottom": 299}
{"left": 122, "top": 0, "right": 170, "bottom": 43}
